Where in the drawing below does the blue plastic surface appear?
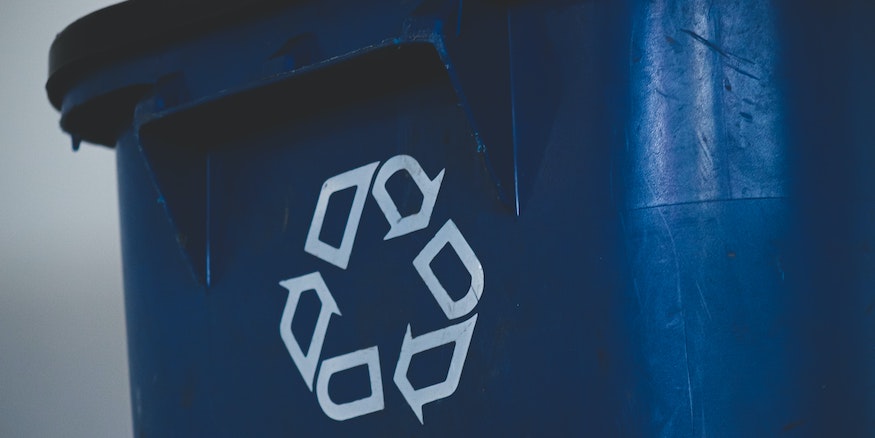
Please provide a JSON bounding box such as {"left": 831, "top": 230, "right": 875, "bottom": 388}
{"left": 53, "top": 0, "right": 875, "bottom": 436}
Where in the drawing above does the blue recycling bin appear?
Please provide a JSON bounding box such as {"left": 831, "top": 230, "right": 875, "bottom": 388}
{"left": 48, "top": 0, "right": 875, "bottom": 436}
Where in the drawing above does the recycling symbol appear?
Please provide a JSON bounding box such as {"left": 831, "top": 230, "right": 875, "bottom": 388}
{"left": 278, "top": 155, "right": 484, "bottom": 424}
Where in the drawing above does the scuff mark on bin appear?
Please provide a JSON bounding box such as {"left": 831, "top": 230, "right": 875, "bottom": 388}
{"left": 657, "top": 207, "right": 696, "bottom": 431}
{"left": 782, "top": 419, "right": 805, "bottom": 432}
{"left": 695, "top": 281, "right": 712, "bottom": 321}
{"left": 681, "top": 29, "right": 760, "bottom": 80}
{"left": 680, "top": 29, "right": 754, "bottom": 65}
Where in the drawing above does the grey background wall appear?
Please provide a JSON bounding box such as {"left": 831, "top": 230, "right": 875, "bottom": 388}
{"left": 0, "top": 0, "right": 132, "bottom": 436}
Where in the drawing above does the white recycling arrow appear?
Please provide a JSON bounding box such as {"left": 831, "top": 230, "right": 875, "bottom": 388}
{"left": 305, "top": 161, "right": 380, "bottom": 270}
{"left": 279, "top": 272, "right": 341, "bottom": 391}
{"left": 316, "top": 346, "right": 385, "bottom": 421}
{"left": 371, "top": 155, "right": 445, "bottom": 240}
{"left": 413, "top": 219, "right": 484, "bottom": 320}
{"left": 393, "top": 314, "right": 478, "bottom": 424}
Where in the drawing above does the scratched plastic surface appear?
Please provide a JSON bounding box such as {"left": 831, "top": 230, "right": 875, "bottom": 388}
{"left": 50, "top": 0, "right": 875, "bottom": 436}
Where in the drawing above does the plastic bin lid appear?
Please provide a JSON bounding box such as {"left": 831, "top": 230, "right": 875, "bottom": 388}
{"left": 47, "top": 0, "right": 291, "bottom": 110}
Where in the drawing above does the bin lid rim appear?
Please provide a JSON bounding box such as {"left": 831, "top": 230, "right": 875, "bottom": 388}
{"left": 46, "top": 0, "right": 292, "bottom": 110}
